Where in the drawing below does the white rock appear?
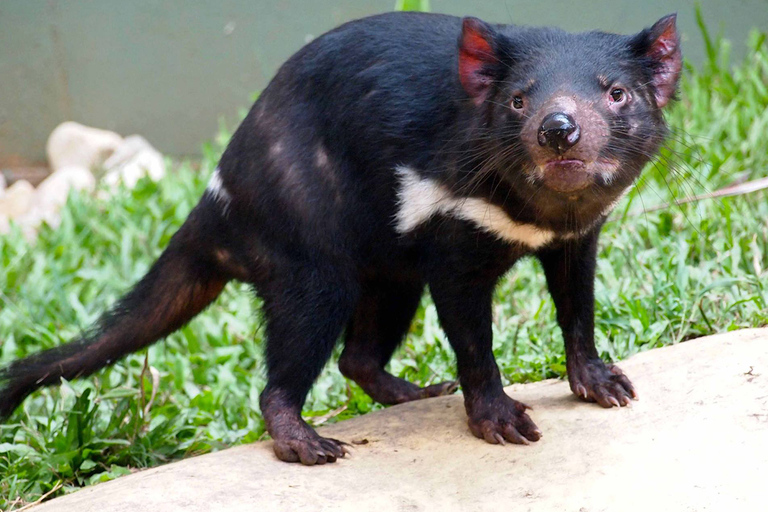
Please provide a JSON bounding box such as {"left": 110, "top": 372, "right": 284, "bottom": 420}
{"left": 0, "top": 172, "right": 6, "bottom": 197}
{"left": 0, "top": 180, "right": 35, "bottom": 237}
{"left": 0, "top": 180, "right": 34, "bottom": 219}
{"left": 47, "top": 122, "right": 123, "bottom": 173}
{"left": 15, "top": 166, "right": 98, "bottom": 239}
{"left": 35, "top": 165, "right": 96, "bottom": 210}
{"left": 103, "top": 135, "right": 166, "bottom": 190}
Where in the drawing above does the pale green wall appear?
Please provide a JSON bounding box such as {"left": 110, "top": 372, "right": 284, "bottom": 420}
{"left": 1, "top": 0, "right": 766, "bottom": 164}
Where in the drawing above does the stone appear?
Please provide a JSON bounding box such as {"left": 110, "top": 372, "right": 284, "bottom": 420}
{"left": 13, "top": 166, "right": 98, "bottom": 239}
{"left": 34, "top": 165, "right": 96, "bottom": 211}
{"left": 34, "top": 328, "right": 768, "bottom": 512}
{"left": 0, "top": 172, "right": 6, "bottom": 196}
{"left": 0, "top": 179, "right": 34, "bottom": 220}
{"left": 46, "top": 122, "right": 123, "bottom": 173}
{"left": 102, "top": 135, "right": 166, "bottom": 189}
{"left": 0, "top": 179, "right": 35, "bottom": 238}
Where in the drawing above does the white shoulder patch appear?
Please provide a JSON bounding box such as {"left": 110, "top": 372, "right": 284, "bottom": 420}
{"left": 207, "top": 168, "right": 232, "bottom": 208}
{"left": 394, "top": 167, "right": 453, "bottom": 233}
{"left": 394, "top": 167, "right": 555, "bottom": 249}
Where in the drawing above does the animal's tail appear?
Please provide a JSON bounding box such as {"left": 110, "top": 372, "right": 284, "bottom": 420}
{"left": 0, "top": 203, "right": 230, "bottom": 419}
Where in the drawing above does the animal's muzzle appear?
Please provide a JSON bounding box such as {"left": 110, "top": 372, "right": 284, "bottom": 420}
{"left": 537, "top": 112, "right": 580, "bottom": 154}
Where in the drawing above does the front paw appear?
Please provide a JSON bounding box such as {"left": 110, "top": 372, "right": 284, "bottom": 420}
{"left": 466, "top": 393, "right": 542, "bottom": 445}
{"left": 568, "top": 358, "right": 637, "bottom": 408}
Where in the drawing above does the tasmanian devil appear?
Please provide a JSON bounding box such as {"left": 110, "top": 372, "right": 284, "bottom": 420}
{"left": 0, "top": 12, "right": 681, "bottom": 465}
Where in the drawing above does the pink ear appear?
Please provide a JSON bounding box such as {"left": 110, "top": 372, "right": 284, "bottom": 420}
{"left": 458, "top": 17, "right": 498, "bottom": 104}
{"left": 645, "top": 14, "right": 682, "bottom": 108}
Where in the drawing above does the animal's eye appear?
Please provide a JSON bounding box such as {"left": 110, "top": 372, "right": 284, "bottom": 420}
{"left": 610, "top": 88, "right": 626, "bottom": 103}
{"left": 512, "top": 96, "right": 524, "bottom": 109}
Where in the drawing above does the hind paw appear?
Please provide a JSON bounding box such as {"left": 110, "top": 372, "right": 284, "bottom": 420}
{"left": 419, "top": 380, "right": 460, "bottom": 399}
{"left": 273, "top": 434, "right": 349, "bottom": 465}
{"left": 365, "top": 377, "right": 459, "bottom": 405}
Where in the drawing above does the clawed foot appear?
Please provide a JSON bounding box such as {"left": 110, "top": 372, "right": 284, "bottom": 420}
{"left": 262, "top": 389, "right": 349, "bottom": 465}
{"left": 366, "top": 377, "right": 459, "bottom": 405}
{"left": 415, "top": 379, "right": 460, "bottom": 401}
{"left": 569, "top": 358, "right": 637, "bottom": 408}
{"left": 340, "top": 359, "right": 459, "bottom": 405}
{"left": 358, "top": 372, "right": 459, "bottom": 405}
{"left": 273, "top": 431, "right": 348, "bottom": 465}
{"left": 271, "top": 419, "right": 349, "bottom": 465}
{"left": 466, "top": 393, "right": 542, "bottom": 446}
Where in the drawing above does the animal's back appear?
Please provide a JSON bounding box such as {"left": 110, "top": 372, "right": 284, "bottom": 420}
{"left": 215, "top": 12, "right": 467, "bottom": 261}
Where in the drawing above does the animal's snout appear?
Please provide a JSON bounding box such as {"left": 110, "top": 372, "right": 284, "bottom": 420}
{"left": 537, "top": 112, "right": 580, "bottom": 154}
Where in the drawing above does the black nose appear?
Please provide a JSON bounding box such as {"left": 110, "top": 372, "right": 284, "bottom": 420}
{"left": 537, "top": 112, "right": 581, "bottom": 154}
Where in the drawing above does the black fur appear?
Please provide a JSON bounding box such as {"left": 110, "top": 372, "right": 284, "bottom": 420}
{"left": 0, "top": 12, "right": 681, "bottom": 464}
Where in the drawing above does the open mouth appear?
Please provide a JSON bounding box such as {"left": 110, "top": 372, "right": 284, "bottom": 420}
{"left": 539, "top": 159, "right": 592, "bottom": 193}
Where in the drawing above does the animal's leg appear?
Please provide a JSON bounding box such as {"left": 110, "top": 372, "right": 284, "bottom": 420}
{"left": 537, "top": 231, "right": 636, "bottom": 407}
{"left": 339, "top": 277, "right": 457, "bottom": 405}
{"left": 428, "top": 270, "right": 542, "bottom": 446}
{"left": 258, "top": 262, "right": 359, "bottom": 465}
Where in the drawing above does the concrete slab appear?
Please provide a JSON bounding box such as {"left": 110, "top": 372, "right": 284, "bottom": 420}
{"left": 35, "top": 328, "right": 768, "bottom": 512}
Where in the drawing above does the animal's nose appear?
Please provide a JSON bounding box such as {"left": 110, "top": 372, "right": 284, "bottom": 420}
{"left": 537, "top": 112, "right": 580, "bottom": 154}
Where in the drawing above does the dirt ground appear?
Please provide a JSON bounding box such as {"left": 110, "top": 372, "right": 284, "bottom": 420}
{"left": 34, "top": 328, "right": 768, "bottom": 512}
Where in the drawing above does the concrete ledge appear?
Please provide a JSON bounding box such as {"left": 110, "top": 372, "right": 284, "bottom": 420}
{"left": 36, "top": 329, "right": 768, "bottom": 511}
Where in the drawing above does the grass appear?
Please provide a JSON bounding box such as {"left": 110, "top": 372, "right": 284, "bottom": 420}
{"left": 2, "top": 21, "right": 768, "bottom": 510}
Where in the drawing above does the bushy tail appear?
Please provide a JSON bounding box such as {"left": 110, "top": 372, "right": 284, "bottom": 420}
{"left": 0, "top": 206, "right": 229, "bottom": 419}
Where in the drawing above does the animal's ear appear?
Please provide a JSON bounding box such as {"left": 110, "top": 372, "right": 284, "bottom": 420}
{"left": 632, "top": 13, "right": 682, "bottom": 108}
{"left": 458, "top": 17, "right": 502, "bottom": 105}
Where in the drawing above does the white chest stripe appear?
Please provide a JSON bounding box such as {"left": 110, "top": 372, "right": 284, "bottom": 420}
{"left": 207, "top": 168, "right": 232, "bottom": 207}
{"left": 394, "top": 167, "right": 555, "bottom": 249}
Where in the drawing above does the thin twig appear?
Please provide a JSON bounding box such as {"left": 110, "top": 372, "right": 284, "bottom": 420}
{"left": 311, "top": 405, "right": 348, "bottom": 426}
{"left": 14, "top": 481, "right": 63, "bottom": 511}
{"left": 639, "top": 176, "right": 768, "bottom": 214}
{"left": 143, "top": 366, "right": 160, "bottom": 418}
